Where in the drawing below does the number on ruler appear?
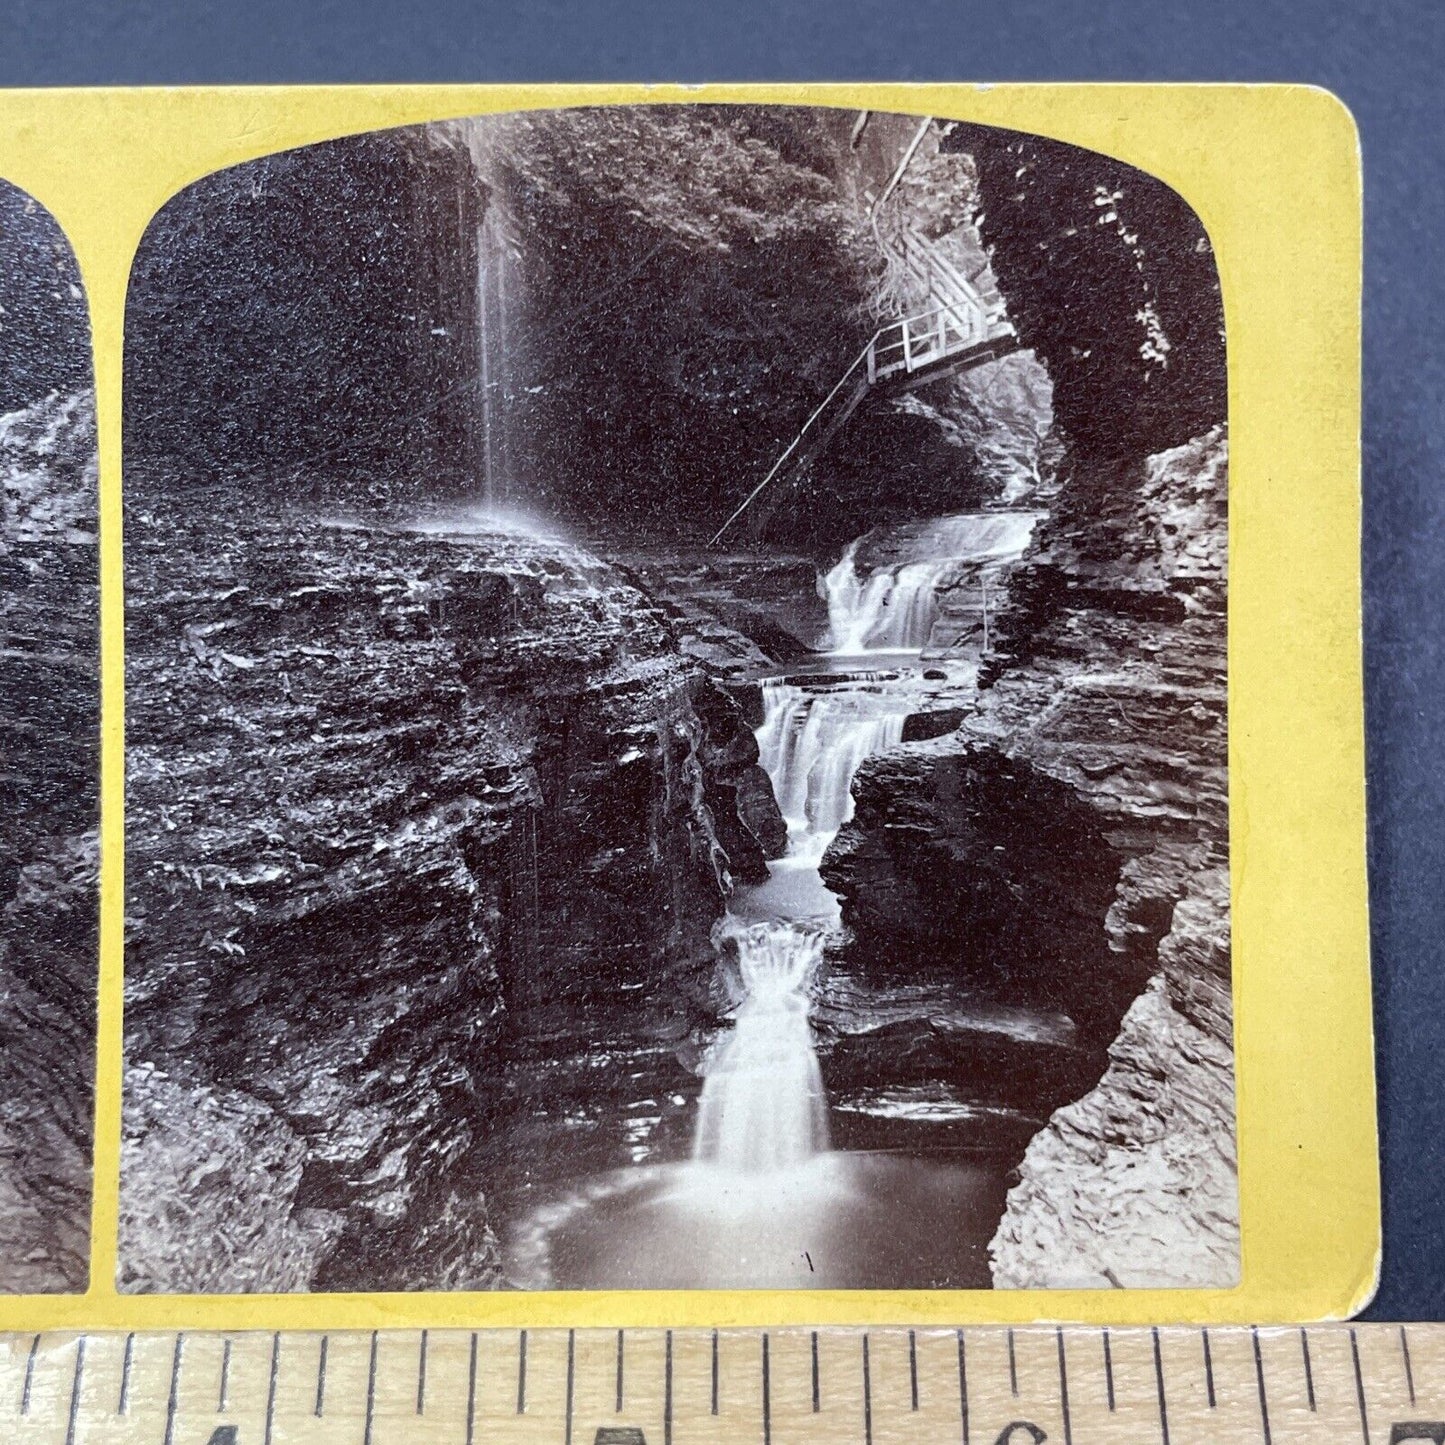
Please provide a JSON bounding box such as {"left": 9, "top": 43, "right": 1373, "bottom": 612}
{"left": 1390, "top": 1427, "right": 1445, "bottom": 1444}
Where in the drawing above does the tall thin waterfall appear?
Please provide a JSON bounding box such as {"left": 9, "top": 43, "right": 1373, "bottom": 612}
{"left": 822, "top": 511, "right": 1040, "bottom": 654}
{"left": 692, "top": 920, "right": 830, "bottom": 1172}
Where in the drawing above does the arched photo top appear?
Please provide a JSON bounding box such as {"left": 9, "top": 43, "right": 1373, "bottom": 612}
{"left": 118, "top": 102, "right": 1235, "bottom": 1304}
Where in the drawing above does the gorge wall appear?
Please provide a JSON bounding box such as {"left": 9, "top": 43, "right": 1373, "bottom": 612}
{"left": 827, "top": 129, "right": 1236, "bottom": 1286}
{"left": 0, "top": 390, "right": 98, "bottom": 1294}
{"left": 121, "top": 501, "right": 778, "bottom": 1292}
{"left": 0, "top": 180, "right": 97, "bottom": 1295}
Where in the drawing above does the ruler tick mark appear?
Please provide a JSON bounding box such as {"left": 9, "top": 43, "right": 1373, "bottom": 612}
{"left": 1008, "top": 1328, "right": 1018, "bottom": 1396}
{"left": 417, "top": 1328, "right": 428, "bottom": 1414}
{"left": 761, "top": 1333, "right": 770, "bottom": 1445}
{"left": 1301, "top": 1327, "right": 1316, "bottom": 1411}
{"left": 564, "top": 1329, "right": 575, "bottom": 1445}
{"left": 1203, "top": 1327, "right": 1215, "bottom": 1408}
{"left": 63, "top": 1337, "right": 84, "bottom": 1445}
{"left": 363, "top": 1331, "right": 378, "bottom": 1445}
{"left": 617, "top": 1329, "right": 626, "bottom": 1412}
{"left": 811, "top": 1330, "right": 820, "bottom": 1413}
{"left": 957, "top": 1330, "right": 970, "bottom": 1445}
{"left": 218, "top": 1336, "right": 232, "bottom": 1412}
{"left": 118, "top": 1332, "right": 134, "bottom": 1416}
{"left": 665, "top": 1330, "right": 674, "bottom": 1445}
{"left": 315, "top": 1334, "right": 328, "bottom": 1417}
{"left": 1103, "top": 1328, "right": 1116, "bottom": 1412}
{"left": 1253, "top": 1327, "right": 1272, "bottom": 1445}
{"left": 863, "top": 1334, "right": 873, "bottom": 1445}
{"left": 465, "top": 1333, "right": 478, "bottom": 1445}
{"left": 263, "top": 1332, "right": 280, "bottom": 1445}
{"left": 1057, "top": 1328, "right": 1073, "bottom": 1445}
{"left": 1153, "top": 1327, "right": 1171, "bottom": 1445}
{"left": 20, "top": 1334, "right": 39, "bottom": 1416}
{"left": 1402, "top": 1325, "right": 1417, "bottom": 1405}
{"left": 518, "top": 1328, "right": 528, "bottom": 1414}
{"left": 909, "top": 1329, "right": 919, "bottom": 1410}
{"left": 1351, "top": 1327, "right": 1370, "bottom": 1445}
{"left": 162, "top": 1334, "right": 184, "bottom": 1445}
{"left": 710, "top": 1329, "right": 718, "bottom": 1415}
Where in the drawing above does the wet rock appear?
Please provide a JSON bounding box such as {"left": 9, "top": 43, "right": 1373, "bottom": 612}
{"left": 0, "top": 389, "right": 97, "bottom": 1293}
{"left": 901, "top": 707, "right": 964, "bottom": 742}
{"left": 825, "top": 743, "right": 1136, "bottom": 1033}
{"left": 121, "top": 497, "right": 754, "bottom": 1292}
{"left": 823, "top": 426, "right": 1234, "bottom": 1286}
{"left": 990, "top": 864, "right": 1238, "bottom": 1288}
{"left": 624, "top": 550, "right": 829, "bottom": 667}
{"left": 691, "top": 676, "right": 788, "bottom": 881}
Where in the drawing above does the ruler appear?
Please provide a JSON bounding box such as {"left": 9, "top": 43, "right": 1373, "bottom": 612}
{"left": 2, "top": 1324, "right": 1442, "bottom": 1445}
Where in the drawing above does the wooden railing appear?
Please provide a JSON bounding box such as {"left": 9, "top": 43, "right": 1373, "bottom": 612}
{"left": 709, "top": 229, "right": 1016, "bottom": 545}
{"left": 869, "top": 301, "right": 991, "bottom": 382}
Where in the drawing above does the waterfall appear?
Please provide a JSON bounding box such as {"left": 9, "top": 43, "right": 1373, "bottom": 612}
{"left": 692, "top": 921, "right": 830, "bottom": 1172}
{"left": 689, "top": 675, "right": 909, "bottom": 1173}
{"left": 822, "top": 511, "right": 1041, "bottom": 654}
{"left": 756, "top": 681, "right": 907, "bottom": 859}
{"left": 688, "top": 519, "right": 1027, "bottom": 1180}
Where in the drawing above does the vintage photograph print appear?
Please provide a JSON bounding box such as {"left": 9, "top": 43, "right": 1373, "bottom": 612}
{"left": 120, "top": 105, "right": 1234, "bottom": 1294}
{"left": 0, "top": 179, "right": 98, "bottom": 1293}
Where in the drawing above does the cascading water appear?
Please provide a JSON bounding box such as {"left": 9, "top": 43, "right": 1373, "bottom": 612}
{"left": 756, "top": 681, "right": 908, "bottom": 858}
{"left": 822, "top": 511, "right": 1041, "bottom": 654}
{"left": 689, "top": 677, "right": 911, "bottom": 1169}
{"left": 692, "top": 920, "right": 829, "bottom": 1172}
{"left": 516, "top": 513, "right": 1045, "bottom": 1289}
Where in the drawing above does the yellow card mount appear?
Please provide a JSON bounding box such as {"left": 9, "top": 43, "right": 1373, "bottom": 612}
{"left": 0, "top": 75, "right": 1371, "bottom": 1425}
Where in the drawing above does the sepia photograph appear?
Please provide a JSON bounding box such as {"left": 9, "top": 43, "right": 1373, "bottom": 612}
{"left": 0, "top": 178, "right": 98, "bottom": 1293}
{"left": 118, "top": 105, "right": 1235, "bottom": 1294}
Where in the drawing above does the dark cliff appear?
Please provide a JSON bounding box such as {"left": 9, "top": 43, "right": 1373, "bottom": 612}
{"left": 0, "top": 389, "right": 98, "bottom": 1293}
{"left": 954, "top": 124, "right": 1226, "bottom": 465}
{"left": 121, "top": 503, "right": 777, "bottom": 1292}
{"left": 0, "top": 179, "right": 97, "bottom": 1296}
{"left": 125, "top": 130, "right": 487, "bottom": 504}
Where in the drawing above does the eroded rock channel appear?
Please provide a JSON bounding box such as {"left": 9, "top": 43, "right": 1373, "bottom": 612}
{"left": 120, "top": 106, "right": 1235, "bottom": 1292}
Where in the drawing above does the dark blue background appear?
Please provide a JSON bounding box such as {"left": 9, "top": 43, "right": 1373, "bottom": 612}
{"left": 2, "top": 0, "right": 1439, "bottom": 1318}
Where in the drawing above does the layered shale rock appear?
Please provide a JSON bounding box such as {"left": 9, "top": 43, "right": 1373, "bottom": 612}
{"left": 0, "top": 389, "right": 98, "bottom": 1293}
{"left": 990, "top": 861, "right": 1237, "bottom": 1288}
{"left": 824, "top": 426, "right": 1234, "bottom": 1286}
{"left": 121, "top": 499, "right": 770, "bottom": 1292}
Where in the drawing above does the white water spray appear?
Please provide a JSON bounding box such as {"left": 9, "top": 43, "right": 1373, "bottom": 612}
{"left": 756, "top": 682, "right": 907, "bottom": 858}
{"left": 822, "top": 512, "right": 1040, "bottom": 654}
{"left": 692, "top": 921, "right": 830, "bottom": 1172}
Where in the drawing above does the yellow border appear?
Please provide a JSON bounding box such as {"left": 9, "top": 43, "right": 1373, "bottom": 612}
{"left": 0, "top": 83, "right": 1371, "bottom": 1329}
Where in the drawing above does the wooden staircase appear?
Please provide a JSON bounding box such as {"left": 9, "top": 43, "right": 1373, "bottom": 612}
{"left": 709, "top": 271, "right": 1019, "bottom": 545}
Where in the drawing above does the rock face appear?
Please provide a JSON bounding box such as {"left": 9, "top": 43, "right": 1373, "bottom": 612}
{"left": 825, "top": 426, "right": 1235, "bottom": 1287}
{"left": 126, "top": 130, "right": 486, "bottom": 503}
{"left": 990, "top": 866, "right": 1237, "bottom": 1288}
{"left": 121, "top": 497, "right": 775, "bottom": 1292}
{"left": 0, "top": 389, "right": 98, "bottom": 1293}
{"left": 956, "top": 124, "right": 1226, "bottom": 466}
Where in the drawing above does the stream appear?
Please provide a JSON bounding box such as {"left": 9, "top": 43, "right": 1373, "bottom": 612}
{"left": 501, "top": 512, "right": 1054, "bottom": 1289}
